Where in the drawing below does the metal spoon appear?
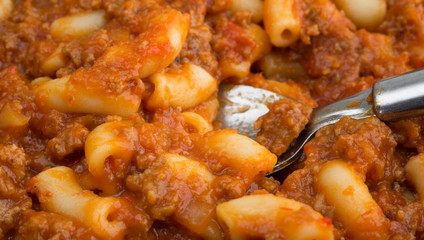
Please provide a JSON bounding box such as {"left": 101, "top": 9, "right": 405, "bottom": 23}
{"left": 217, "top": 69, "right": 424, "bottom": 173}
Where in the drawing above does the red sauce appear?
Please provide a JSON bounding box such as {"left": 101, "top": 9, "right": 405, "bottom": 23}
{"left": 1, "top": 0, "right": 424, "bottom": 239}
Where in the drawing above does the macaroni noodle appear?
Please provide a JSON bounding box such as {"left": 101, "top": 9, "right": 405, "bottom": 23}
{"left": 405, "top": 153, "right": 424, "bottom": 201}
{"left": 334, "top": 0, "right": 387, "bottom": 30}
{"left": 27, "top": 166, "right": 130, "bottom": 240}
{"left": 0, "top": 0, "right": 12, "bottom": 20}
{"left": 229, "top": 0, "right": 264, "bottom": 23}
{"left": 316, "top": 160, "right": 390, "bottom": 240}
{"left": 147, "top": 63, "right": 217, "bottom": 110}
{"left": 216, "top": 193, "right": 334, "bottom": 240}
{"left": 0, "top": 101, "right": 30, "bottom": 129}
{"left": 50, "top": 10, "right": 107, "bottom": 40}
{"left": 263, "top": 0, "right": 301, "bottom": 47}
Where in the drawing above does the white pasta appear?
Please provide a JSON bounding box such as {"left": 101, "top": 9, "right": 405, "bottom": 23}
{"left": 159, "top": 153, "right": 220, "bottom": 239}
{"left": 216, "top": 193, "right": 334, "bottom": 240}
{"left": 229, "top": 0, "right": 264, "bottom": 23}
{"left": 264, "top": 0, "right": 301, "bottom": 47}
{"left": 315, "top": 160, "right": 389, "bottom": 239}
{"left": 147, "top": 63, "right": 217, "bottom": 110}
{"left": 127, "top": 11, "right": 190, "bottom": 79}
{"left": 162, "top": 153, "right": 216, "bottom": 186}
{"left": 179, "top": 112, "right": 213, "bottom": 134}
{"left": 405, "top": 153, "right": 424, "bottom": 201}
{"left": 40, "top": 44, "right": 68, "bottom": 76}
{"left": 0, "top": 101, "right": 30, "bottom": 129}
{"left": 50, "top": 10, "right": 107, "bottom": 39}
{"left": 334, "top": 0, "right": 386, "bottom": 30}
{"left": 33, "top": 76, "right": 141, "bottom": 116}
{"left": 258, "top": 52, "right": 306, "bottom": 78}
{"left": 244, "top": 23, "right": 271, "bottom": 63}
{"left": 27, "top": 166, "right": 128, "bottom": 239}
{"left": 194, "top": 129, "right": 277, "bottom": 182}
{"left": 219, "top": 60, "right": 251, "bottom": 80}
{"left": 85, "top": 121, "right": 137, "bottom": 180}
{"left": 0, "top": 0, "right": 13, "bottom": 20}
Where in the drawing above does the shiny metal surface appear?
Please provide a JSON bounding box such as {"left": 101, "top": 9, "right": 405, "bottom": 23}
{"left": 216, "top": 84, "right": 290, "bottom": 139}
{"left": 373, "top": 69, "right": 424, "bottom": 122}
{"left": 217, "top": 69, "right": 424, "bottom": 174}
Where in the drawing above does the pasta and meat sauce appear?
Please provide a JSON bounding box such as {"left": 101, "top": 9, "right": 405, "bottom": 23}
{"left": 1, "top": 0, "right": 424, "bottom": 239}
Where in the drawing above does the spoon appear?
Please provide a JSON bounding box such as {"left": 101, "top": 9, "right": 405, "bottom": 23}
{"left": 216, "top": 69, "right": 424, "bottom": 173}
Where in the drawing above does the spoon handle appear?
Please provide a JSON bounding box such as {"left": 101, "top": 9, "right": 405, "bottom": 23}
{"left": 373, "top": 68, "right": 424, "bottom": 122}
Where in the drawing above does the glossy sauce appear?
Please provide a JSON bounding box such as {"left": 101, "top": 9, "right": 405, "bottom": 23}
{"left": 1, "top": 0, "right": 424, "bottom": 239}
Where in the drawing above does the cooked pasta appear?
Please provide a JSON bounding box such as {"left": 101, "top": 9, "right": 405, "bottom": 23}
{"left": 263, "top": 0, "right": 301, "bottom": 47}
{"left": 179, "top": 112, "right": 213, "bottom": 134}
{"left": 85, "top": 121, "right": 137, "bottom": 194}
{"left": 33, "top": 75, "right": 142, "bottom": 117}
{"left": 0, "top": 0, "right": 12, "bottom": 20}
{"left": 193, "top": 129, "right": 277, "bottom": 183}
{"left": 40, "top": 44, "right": 68, "bottom": 76}
{"left": 229, "top": 0, "right": 264, "bottom": 23}
{"left": 258, "top": 52, "right": 306, "bottom": 78}
{"left": 216, "top": 193, "right": 334, "bottom": 240}
{"left": 0, "top": 101, "right": 30, "bottom": 129}
{"left": 315, "top": 160, "right": 390, "bottom": 239}
{"left": 147, "top": 63, "right": 217, "bottom": 110}
{"left": 333, "top": 0, "right": 387, "bottom": 30}
{"left": 1, "top": 0, "right": 424, "bottom": 239}
{"left": 244, "top": 23, "right": 271, "bottom": 63}
{"left": 27, "top": 166, "right": 131, "bottom": 239}
{"left": 405, "top": 153, "right": 424, "bottom": 201}
{"left": 50, "top": 10, "right": 107, "bottom": 40}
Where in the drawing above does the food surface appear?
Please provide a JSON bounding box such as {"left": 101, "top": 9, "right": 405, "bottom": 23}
{"left": 1, "top": 0, "right": 424, "bottom": 239}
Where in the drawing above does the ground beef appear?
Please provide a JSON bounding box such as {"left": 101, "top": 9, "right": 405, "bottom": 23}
{"left": 255, "top": 99, "right": 312, "bottom": 155}
{"left": 303, "top": 116, "right": 397, "bottom": 183}
{"left": 15, "top": 210, "right": 98, "bottom": 240}
{"left": 295, "top": 0, "right": 411, "bottom": 106}
{"left": 0, "top": 144, "right": 31, "bottom": 238}
{"left": 47, "top": 123, "right": 89, "bottom": 160}
{"left": 389, "top": 117, "right": 424, "bottom": 153}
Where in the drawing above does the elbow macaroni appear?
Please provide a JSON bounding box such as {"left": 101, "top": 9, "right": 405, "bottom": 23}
{"left": 147, "top": 63, "right": 217, "bottom": 110}
{"left": 264, "top": 0, "right": 301, "bottom": 47}
{"left": 0, "top": 0, "right": 12, "bottom": 20}
{"left": 315, "top": 160, "right": 389, "bottom": 240}
{"left": 185, "top": 98, "right": 220, "bottom": 123}
{"left": 27, "top": 166, "right": 128, "bottom": 240}
{"left": 405, "top": 153, "right": 424, "bottom": 201}
{"left": 128, "top": 10, "right": 190, "bottom": 79}
{"left": 150, "top": 153, "right": 219, "bottom": 238}
{"left": 179, "top": 112, "right": 213, "bottom": 134}
{"left": 0, "top": 101, "right": 30, "bottom": 129}
{"left": 244, "top": 23, "right": 272, "bottom": 63}
{"left": 334, "top": 0, "right": 386, "bottom": 30}
{"left": 229, "top": 0, "right": 264, "bottom": 23}
{"left": 85, "top": 121, "right": 136, "bottom": 183}
{"left": 162, "top": 153, "right": 216, "bottom": 187}
{"left": 216, "top": 193, "right": 334, "bottom": 240}
{"left": 50, "top": 10, "right": 107, "bottom": 40}
{"left": 40, "top": 44, "right": 68, "bottom": 76}
{"left": 194, "top": 129, "right": 277, "bottom": 182}
{"left": 33, "top": 76, "right": 142, "bottom": 117}
{"left": 258, "top": 52, "right": 306, "bottom": 78}
{"left": 219, "top": 60, "right": 251, "bottom": 80}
